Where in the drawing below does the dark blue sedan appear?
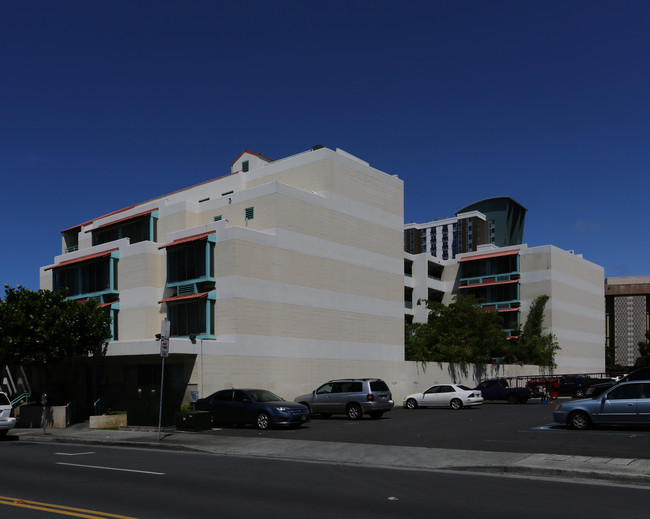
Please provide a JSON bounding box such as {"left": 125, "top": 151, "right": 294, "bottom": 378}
{"left": 195, "top": 389, "right": 310, "bottom": 429}
{"left": 553, "top": 381, "right": 650, "bottom": 429}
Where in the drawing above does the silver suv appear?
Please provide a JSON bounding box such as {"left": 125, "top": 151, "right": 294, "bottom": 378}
{"left": 0, "top": 391, "right": 16, "bottom": 437}
{"left": 294, "top": 378, "right": 394, "bottom": 420}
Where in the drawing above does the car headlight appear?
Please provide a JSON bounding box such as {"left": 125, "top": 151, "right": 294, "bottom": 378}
{"left": 276, "top": 406, "right": 291, "bottom": 413}
{"left": 554, "top": 404, "right": 562, "bottom": 411}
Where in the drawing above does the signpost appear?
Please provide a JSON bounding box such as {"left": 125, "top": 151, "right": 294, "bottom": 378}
{"left": 158, "top": 319, "right": 170, "bottom": 440}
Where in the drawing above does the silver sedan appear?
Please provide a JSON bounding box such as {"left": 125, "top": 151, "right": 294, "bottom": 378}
{"left": 404, "top": 384, "right": 484, "bottom": 410}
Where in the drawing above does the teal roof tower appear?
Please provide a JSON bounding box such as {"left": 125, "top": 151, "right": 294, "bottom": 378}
{"left": 456, "top": 197, "right": 526, "bottom": 247}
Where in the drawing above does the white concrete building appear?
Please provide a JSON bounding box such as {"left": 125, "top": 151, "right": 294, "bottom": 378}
{"left": 405, "top": 243, "right": 606, "bottom": 374}
{"left": 40, "top": 146, "right": 407, "bottom": 414}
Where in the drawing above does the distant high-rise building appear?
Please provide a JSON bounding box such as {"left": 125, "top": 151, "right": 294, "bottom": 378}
{"left": 605, "top": 277, "right": 650, "bottom": 367}
{"left": 456, "top": 197, "right": 526, "bottom": 247}
{"left": 404, "top": 196, "right": 526, "bottom": 260}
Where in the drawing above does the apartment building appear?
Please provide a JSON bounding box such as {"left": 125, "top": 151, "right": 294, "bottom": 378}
{"left": 605, "top": 276, "right": 650, "bottom": 367}
{"left": 405, "top": 243, "right": 606, "bottom": 373}
{"left": 40, "top": 146, "right": 405, "bottom": 413}
{"left": 404, "top": 197, "right": 526, "bottom": 260}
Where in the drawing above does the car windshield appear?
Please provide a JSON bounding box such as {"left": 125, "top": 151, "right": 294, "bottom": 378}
{"left": 458, "top": 385, "right": 471, "bottom": 391}
{"left": 247, "top": 390, "right": 283, "bottom": 402}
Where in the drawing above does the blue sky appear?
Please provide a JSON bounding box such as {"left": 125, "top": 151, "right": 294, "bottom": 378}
{"left": 2, "top": 1, "right": 649, "bottom": 294}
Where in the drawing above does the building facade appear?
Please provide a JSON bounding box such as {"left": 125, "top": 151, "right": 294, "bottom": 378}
{"left": 40, "top": 147, "right": 406, "bottom": 412}
{"left": 405, "top": 244, "right": 606, "bottom": 374}
{"left": 404, "top": 196, "right": 526, "bottom": 260}
{"left": 605, "top": 276, "right": 650, "bottom": 367}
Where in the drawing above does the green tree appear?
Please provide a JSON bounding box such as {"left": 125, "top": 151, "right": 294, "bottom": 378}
{"left": 0, "top": 285, "right": 112, "bottom": 366}
{"left": 507, "top": 295, "right": 559, "bottom": 368}
{"left": 405, "top": 295, "right": 509, "bottom": 363}
{"left": 636, "top": 330, "right": 650, "bottom": 367}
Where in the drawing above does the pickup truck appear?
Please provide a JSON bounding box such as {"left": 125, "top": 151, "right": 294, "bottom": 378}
{"left": 475, "top": 378, "right": 530, "bottom": 404}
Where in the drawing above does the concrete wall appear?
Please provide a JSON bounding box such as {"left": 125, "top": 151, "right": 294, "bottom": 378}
{"left": 187, "top": 351, "right": 540, "bottom": 406}
{"left": 520, "top": 245, "right": 605, "bottom": 373}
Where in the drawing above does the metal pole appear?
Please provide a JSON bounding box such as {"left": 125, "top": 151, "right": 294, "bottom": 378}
{"left": 158, "top": 356, "right": 165, "bottom": 441}
{"left": 41, "top": 393, "right": 47, "bottom": 435}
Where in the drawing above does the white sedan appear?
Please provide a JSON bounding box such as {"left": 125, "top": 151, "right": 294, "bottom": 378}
{"left": 0, "top": 391, "right": 16, "bottom": 437}
{"left": 403, "top": 384, "right": 484, "bottom": 410}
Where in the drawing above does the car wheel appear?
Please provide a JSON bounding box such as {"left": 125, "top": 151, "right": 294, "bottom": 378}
{"left": 346, "top": 403, "right": 362, "bottom": 420}
{"left": 0, "top": 430, "right": 7, "bottom": 438}
{"left": 369, "top": 411, "right": 384, "bottom": 419}
{"left": 568, "top": 411, "right": 590, "bottom": 430}
{"left": 405, "top": 398, "right": 418, "bottom": 410}
{"left": 575, "top": 389, "right": 585, "bottom": 398}
{"left": 507, "top": 394, "right": 519, "bottom": 404}
{"left": 450, "top": 398, "right": 463, "bottom": 410}
{"left": 256, "top": 412, "right": 271, "bottom": 430}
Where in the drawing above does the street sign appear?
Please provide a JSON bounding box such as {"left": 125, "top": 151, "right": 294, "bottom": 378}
{"left": 160, "top": 337, "right": 169, "bottom": 357}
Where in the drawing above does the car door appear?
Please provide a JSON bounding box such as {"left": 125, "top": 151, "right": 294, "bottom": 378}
{"left": 311, "top": 383, "right": 336, "bottom": 413}
{"left": 329, "top": 382, "right": 356, "bottom": 412}
{"left": 420, "top": 386, "right": 443, "bottom": 407}
{"left": 437, "top": 385, "right": 456, "bottom": 406}
{"left": 636, "top": 383, "right": 650, "bottom": 424}
{"left": 337, "top": 381, "right": 363, "bottom": 411}
{"left": 209, "top": 389, "right": 234, "bottom": 424}
{"left": 597, "top": 383, "right": 641, "bottom": 424}
{"left": 230, "top": 390, "right": 255, "bottom": 425}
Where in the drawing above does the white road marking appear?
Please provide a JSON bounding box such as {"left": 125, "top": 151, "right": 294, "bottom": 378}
{"left": 55, "top": 451, "right": 96, "bottom": 456}
{"left": 56, "top": 462, "right": 165, "bottom": 475}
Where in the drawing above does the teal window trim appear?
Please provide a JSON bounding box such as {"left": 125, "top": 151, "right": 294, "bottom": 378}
{"left": 245, "top": 206, "right": 254, "bottom": 221}
{"left": 150, "top": 211, "right": 159, "bottom": 243}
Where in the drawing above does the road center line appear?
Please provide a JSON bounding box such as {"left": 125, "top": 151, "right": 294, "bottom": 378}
{"left": 56, "top": 462, "right": 165, "bottom": 475}
{"left": 0, "top": 495, "right": 139, "bottom": 518}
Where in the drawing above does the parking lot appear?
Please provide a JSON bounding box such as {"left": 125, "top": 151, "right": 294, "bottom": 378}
{"left": 204, "top": 399, "right": 650, "bottom": 460}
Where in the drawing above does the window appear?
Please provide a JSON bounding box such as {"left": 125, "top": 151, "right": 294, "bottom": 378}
{"left": 608, "top": 384, "right": 641, "bottom": 400}
{"left": 167, "top": 299, "right": 214, "bottom": 337}
{"left": 242, "top": 160, "right": 249, "bottom": 172}
{"left": 214, "top": 215, "right": 222, "bottom": 221}
{"left": 53, "top": 256, "right": 116, "bottom": 296}
{"left": 245, "top": 207, "right": 254, "bottom": 220}
{"left": 166, "top": 241, "right": 214, "bottom": 283}
{"left": 92, "top": 215, "right": 155, "bottom": 246}
{"left": 316, "top": 383, "right": 335, "bottom": 395}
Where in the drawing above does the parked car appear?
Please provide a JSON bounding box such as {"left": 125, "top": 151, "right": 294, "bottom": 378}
{"left": 584, "top": 378, "right": 617, "bottom": 398}
{"left": 404, "top": 384, "right": 484, "bottom": 410}
{"left": 553, "top": 380, "right": 650, "bottom": 429}
{"left": 294, "top": 378, "right": 394, "bottom": 419}
{"left": 0, "top": 391, "right": 16, "bottom": 437}
{"left": 585, "top": 367, "right": 650, "bottom": 398}
{"left": 475, "top": 378, "right": 530, "bottom": 404}
{"left": 195, "top": 389, "right": 310, "bottom": 430}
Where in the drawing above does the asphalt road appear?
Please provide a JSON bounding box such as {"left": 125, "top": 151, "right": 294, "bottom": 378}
{"left": 1, "top": 442, "right": 649, "bottom": 519}
{"left": 200, "top": 400, "right": 650, "bottom": 459}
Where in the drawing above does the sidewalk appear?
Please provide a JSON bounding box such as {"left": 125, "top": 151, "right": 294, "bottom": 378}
{"left": 9, "top": 423, "right": 650, "bottom": 486}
